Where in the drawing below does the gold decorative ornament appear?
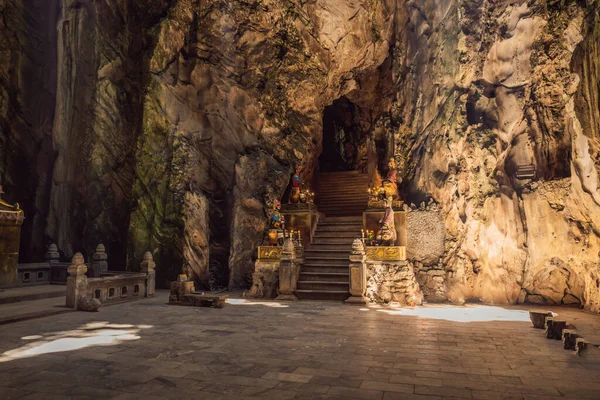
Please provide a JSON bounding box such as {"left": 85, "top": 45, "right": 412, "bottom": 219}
{"left": 365, "top": 246, "right": 406, "bottom": 261}
{"left": 258, "top": 246, "right": 283, "bottom": 260}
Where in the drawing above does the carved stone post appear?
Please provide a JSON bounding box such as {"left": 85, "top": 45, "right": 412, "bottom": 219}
{"left": 45, "top": 244, "right": 60, "bottom": 264}
{"left": 276, "top": 239, "right": 299, "bottom": 301}
{"left": 346, "top": 239, "right": 367, "bottom": 304}
{"left": 90, "top": 244, "right": 108, "bottom": 277}
{"left": 66, "top": 253, "right": 88, "bottom": 309}
{"left": 140, "top": 251, "right": 156, "bottom": 297}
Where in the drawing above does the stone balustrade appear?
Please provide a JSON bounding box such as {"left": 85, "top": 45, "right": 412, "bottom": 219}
{"left": 66, "top": 251, "right": 156, "bottom": 310}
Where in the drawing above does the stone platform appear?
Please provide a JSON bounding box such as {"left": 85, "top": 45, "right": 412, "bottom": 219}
{"left": 0, "top": 285, "right": 66, "bottom": 305}
{"left": 0, "top": 291, "right": 599, "bottom": 399}
{"left": 0, "top": 285, "right": 70, "bottom": 325}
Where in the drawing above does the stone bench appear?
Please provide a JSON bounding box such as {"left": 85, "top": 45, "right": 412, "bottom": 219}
{"left": 185, "top": 292, "right": 228, "bottom": 308}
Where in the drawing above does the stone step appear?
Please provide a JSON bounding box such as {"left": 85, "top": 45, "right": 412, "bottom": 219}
{"left": 297, "top": 281, "right": 349, "bottom": 291}
{"left": 318, "top": 179, "right": 368, "bottom": 184}
{"left": 318, "top": 188, "right": 368, "bottom": 192}
{"left": 302, "top": 265, "right": 349, "bottom": 273}
{"left": 324, "top": 216, "right": 363, "bottom": 223}
{"left": 299, "top": 272, "right": 349, "bottom": 282}
{"left": 304, "top": 251, "right": 350, "bottom": 260}
{"left": 318, "top": 180, "right": 368, "bottom": 185}
{"left": 304, "top": 258, "right": 348, "bottom": 266}
{"left": 323, "top": 212, "right": 364, "bottom": 218}
{"left": 307, "top": 244, "right": 352, "bottom": 251}
{"left": 295, "top": 289, "right": 350, "bottom": 301}
{"left": 316, "top": 224, "right": 362, "bottom": 232}
{"left": 319, "top": 204, "right": 366, "bottom": 208}
{"left": 318, "top": 184, "right": 367, "bottom": 188}
{"left": 316, "top": 197, "right": 368, "bottom": 202}
{"left": 0, "top": 285, "right": 67, "bottom": 305}
{"left": 312, "top": 238, "right": 356, "bottom": 245}
{"left": 314, "top": 232, "right": 360, "bottom": 238}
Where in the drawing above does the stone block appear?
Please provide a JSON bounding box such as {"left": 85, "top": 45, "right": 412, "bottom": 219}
{"left": 545, "top": 317, "right": 570, "bottom": 340}
{"left": 529, "top": 311, "right": 552, "bottom": 329}
{"left": 562, "top": 329, "right": 580, "bottom": 350}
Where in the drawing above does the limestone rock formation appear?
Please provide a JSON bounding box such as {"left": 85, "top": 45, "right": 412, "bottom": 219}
{"left": 366, "top": 262, "right": 423, "bottom": 305}
{"left": 1, "top": 0, "right": 599, "bottom": 312}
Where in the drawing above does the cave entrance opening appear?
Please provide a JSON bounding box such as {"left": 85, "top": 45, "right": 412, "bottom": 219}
{"left": 319, "top": 97, "right": 366, "bottom": 173}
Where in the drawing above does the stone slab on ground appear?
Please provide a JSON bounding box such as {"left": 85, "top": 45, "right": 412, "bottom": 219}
{"left": 0, "top": 285, "right": 66, "bottom": 304}
{"left": 0, "top": 292, "right": 599, "bottom": 399}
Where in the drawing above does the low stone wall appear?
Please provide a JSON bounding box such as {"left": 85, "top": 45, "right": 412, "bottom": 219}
{"left": 66, "top": 251, "right": 156, "bottom": 311}
{"left": 413, "top": 261, "right": 447, "bottom": 302}
{"left": 406, "top": 208, "right": 447, "bottom": 302}
{"left": 365, "top": 261, "right": 423, "bottom": 305}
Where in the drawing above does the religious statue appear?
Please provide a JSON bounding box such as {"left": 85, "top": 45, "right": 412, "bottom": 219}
{"left": 382, "top": 157, "right": 400, "bottom": 199}
{"left": 268, "top": 201, "right": 285, "bottom": 245}
{"left": 289, "top": 168, "right": 303, "bottom": 204}
{"left": 376, "top": 197, "right": 397, "bottom": 246}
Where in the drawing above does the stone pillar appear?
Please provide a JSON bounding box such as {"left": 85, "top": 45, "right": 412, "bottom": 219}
{"left": 346, "top": 239, "right": 367, "bottom": 304}
{"left": 45, "top": 243, "right": 60, "bottom": 264}
{"left": 66, "top": 253, "right": 88, "bottom": 309}
{"left": 0, "top": 188, "right": 24, "bottom": 287}
{"left": 90, "top": 244, "right": 108, "bottom": 277}
{"left": 140, "top": 251, "right": 156, "bottom": 297}
{"left": 276, "top": 239, "right": 299, "bottom": 301}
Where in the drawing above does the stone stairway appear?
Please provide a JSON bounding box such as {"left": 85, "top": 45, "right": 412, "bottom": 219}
{"left": 296, "top": 216, "right": 362, "bottom": 301}
{"left": 316, "top": 171, "right": 369, "bottom": 216}
{"left": 295, "top": 171, "right": 368, "bottom": 301}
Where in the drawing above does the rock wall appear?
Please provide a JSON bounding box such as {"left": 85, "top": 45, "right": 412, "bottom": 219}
{"left": 0, "top": 0, "right": 396, "bottom": 288}
{"left": 393, "top": 0, "right": 600, "bottom": 312}
{"left": 1, "top": 0, "right": 599, "bottom": 309}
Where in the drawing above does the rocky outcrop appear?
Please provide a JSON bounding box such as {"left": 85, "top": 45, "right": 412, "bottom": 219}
{"left": 393, "top": 0, "right": 600, "bottom": 312}
{"left": 1, "top": 0, "right": 599, "bottom": 311}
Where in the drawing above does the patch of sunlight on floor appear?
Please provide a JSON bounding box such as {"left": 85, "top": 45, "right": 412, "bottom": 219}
{"left": 226, "top": 298, "right": 289, "bottom": 308}
{"left": 0, "top": 322, "right": 153, "bottom": 363}
{"left": 376, "top": 305, "right": 531, "bottom": 323}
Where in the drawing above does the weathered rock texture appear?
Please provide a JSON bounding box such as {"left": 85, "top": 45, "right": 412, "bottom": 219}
{"left": 246, "top": 262, "right": 279, "bottom": 299}
{"left": 391, "top": 0, "right": 600, "bottom": 312}
{"left": 1, "top": 1, "right": 599, "bottom": 310}
{"left": 366, "top": 261, "right": 423, "bottom": 305}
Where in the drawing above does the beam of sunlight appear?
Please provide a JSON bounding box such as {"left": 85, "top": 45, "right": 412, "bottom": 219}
{"left": 1, "top": 322, "right": 153, "bottom": 363}
{"left": 376, "top": 305, "right": 531, "bottom": 323}
{"left": 226, "top": 298, "right": 289, "bottom": 308}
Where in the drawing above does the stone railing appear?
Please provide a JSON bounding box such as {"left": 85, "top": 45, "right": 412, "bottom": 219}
{"left": 16, "top": 244, "right": 68, "bottom": 286}
{"left": 16, "top": 243, "right": 114, "bottom": 286}
{"left": 66, "top": 251, "right": 156, "bottom": 311}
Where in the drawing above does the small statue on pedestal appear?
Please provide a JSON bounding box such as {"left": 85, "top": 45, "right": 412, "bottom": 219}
{"left": 268, "top": 201, "right": 285, "bottom": 246}
{"left": 382, "top": 157, "right": 400, "bottom": 200}
{"left": 289, "top": 168, "right": 303, "bottom": 204}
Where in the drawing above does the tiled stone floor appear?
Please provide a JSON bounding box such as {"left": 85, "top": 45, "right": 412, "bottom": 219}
{"left": 0, "top": 291, "right": 599, "bottom": 400}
